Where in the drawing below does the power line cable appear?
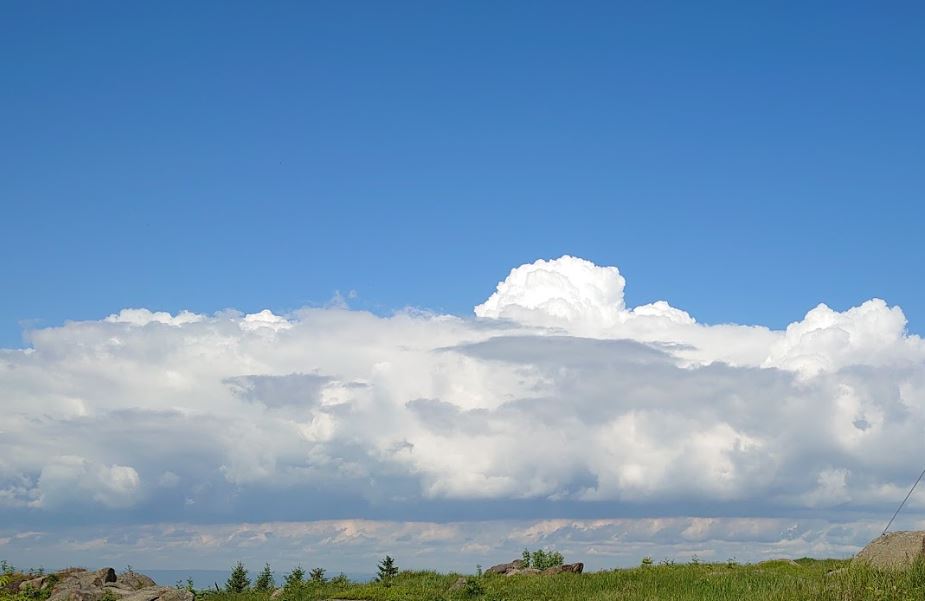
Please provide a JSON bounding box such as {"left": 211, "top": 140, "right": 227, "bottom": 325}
{"left": 883, "top": 465, "right": 925, "bottom": 536}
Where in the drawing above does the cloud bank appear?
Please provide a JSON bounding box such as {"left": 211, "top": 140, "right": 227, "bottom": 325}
{"left": 3, "top": 255, "right": 925, "bottom": 570}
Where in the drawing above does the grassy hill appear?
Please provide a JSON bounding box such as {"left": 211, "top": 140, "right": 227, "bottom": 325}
{"left": 206, "top": 558, "right": 922, "bottom": 601}
{"left": 7, "top": 558, "right": 925, "bottom": 601}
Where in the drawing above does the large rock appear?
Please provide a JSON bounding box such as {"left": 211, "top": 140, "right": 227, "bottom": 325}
{"left": 45, "top": 567, "right": 119, "bottom": 601}
{"left": 87, "top": 569, "right": 118, "bottom": 588}
{"left": 855, "top": 531, "right": 925, "bottom": 570}
{"left": 18, "top": 576, "right": 50, "bottom": 592}
{"left": 449, "top": 576, "right": 467, "bottom": 591}
{"left": 47, "top": 587, "right": 105, "bottom": 601}
{"left": 120, "top": 588, "right": 193, "bottom": 601}
{"left": 113, "top": 573, "right": 157, "bottom": 591}
{"left": 58, "top": 569, "right": 89, "bottom": 578}
{"left": 36, "top": 567, "right": 189, "bottom": 601}
{"left": 486, "top": 558, "right": 583, "bottom": 577}
{"left": 485, "top": 560, "right": 526, "bottom": 575}
{"left": 157, "top": 590, "right": 194, "bottom": 601}
{"left": 118, "top": 590, "right": 165, "bottom": 601}
{"left": 542, "top": 563, "right": 584, "bottom": 575}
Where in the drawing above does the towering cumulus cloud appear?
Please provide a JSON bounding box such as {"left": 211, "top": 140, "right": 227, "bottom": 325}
{"left": 475, "top": 255, "right": 696, "bottom": 333}
{"left": 475, "top": 256, "right": 633, "bottom": 331}
{"left": 2, "top": 256, "right": 924, "bottom": 570}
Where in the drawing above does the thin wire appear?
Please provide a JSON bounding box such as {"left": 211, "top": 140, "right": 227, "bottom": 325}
{"left": 883, "top": 465, "right": 925, "bottom": 536}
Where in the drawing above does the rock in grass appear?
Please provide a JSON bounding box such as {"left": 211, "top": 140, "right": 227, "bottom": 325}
{"left": 119, "top": 588, "right": 193, "bottom": 601}
{"left": 30, "top": 567, "right": 191, "bottom": 601}
{"left": 542, "top": 563, "right": 584, "bottom": 575}
{"left": 18, "top": 576, "right": 51, "bottom": 592}
{"left": 113, "top": 573, "right": 157, "bottom": 591}
{"left": 488, "top": 559, "right": 583, "bottom": 576}
{"left": 485, "top": 560, "right": 526, "bottom": 575}
{"left": 855, "top": 531, "right": 925, "bottom": 570}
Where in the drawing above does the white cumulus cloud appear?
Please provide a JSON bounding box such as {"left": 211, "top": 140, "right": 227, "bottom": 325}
{"left": 2, "top": 256, "right": 925, "bottom": 567}
{"left": 32, "top": 457, "right": 141, "bottom": 509}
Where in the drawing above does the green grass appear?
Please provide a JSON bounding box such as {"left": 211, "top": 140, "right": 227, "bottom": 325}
{"left": 196, "top": 559, "right": 925, "bottom": 601}
{"left": 6, "top": 559, "right": 925, "bottom": 601}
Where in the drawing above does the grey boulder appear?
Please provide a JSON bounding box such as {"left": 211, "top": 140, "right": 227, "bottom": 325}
{"left": 29, "top": 567, "right": 189, "bottom": 601}
{"left": 484, "top": 560, "right": 526, "bottom": 575}
{"left": 855, "top": 531, "right": 925, "bottom": 570}
{"left": 120, "top": 588, "right": 193, "bottom": 601}
{"left": 541, "top": 563, "right": 584, "bottom": 575}
{"left": 113, "top": 573, "right": 157, "bottom": 591}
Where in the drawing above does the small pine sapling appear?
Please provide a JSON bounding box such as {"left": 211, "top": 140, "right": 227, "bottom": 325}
{"left": 254, "top": 563, "right": 274, "bottom": 592}
{"left": 376, "top": 555, "right": 399, "bottom": 586}
{"left": 464, "top": 576, "right": 484, "bottom": 598}
{"left": 225, "top": 562, "right": 250, "bottom": 593}
{"left": 284, "top": 566, "right": 305, "bottom": 590}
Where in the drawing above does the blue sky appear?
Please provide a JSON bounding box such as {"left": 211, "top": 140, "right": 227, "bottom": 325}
{"left": 3, "top": 1, "right": 925, "bottom": 347}
{"left": 4, "top": 2, "right": 925, "bottom": 573}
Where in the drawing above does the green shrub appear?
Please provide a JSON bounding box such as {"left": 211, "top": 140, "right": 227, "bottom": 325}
{"left": 463, "top": 576, "right": 484, "bottom": 597}
{"left": 308, "top": 568, "right": 325, "bottom": 584}
{"left": 99, "top": 590, "right": 118, "bottom": 601}
{"left": 520, "top": 548, "right": 564, "bottom": 570}
{"left": 253, "top": 564, "right": 273, "bottom": 592}
{"left": 0, "top": 565, "right": 54, "bottom": 601}
{"left": 225, "top": 562, "right": 250, "bottom": 593}
{"left": 376, "top": 556, "right": 398, "bottom": 586}
{"left": 283, "top": 566, "right": 304, "bottom": 590}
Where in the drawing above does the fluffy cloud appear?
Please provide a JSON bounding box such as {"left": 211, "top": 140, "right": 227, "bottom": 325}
{"left": 2, "top": 256, "right": 925, "bottom": 567}
{"left": 764, "top": 299, "right": 925, "bottom": 375}
{"left": 105, "top": 308, "right": 204, "bottom": 327}
{"left": 32, "top": 457, "right": 141, "bottom": 509}
{"left": 475, "top": 256, "right": 632, "bottom": 331}
{"left": 475, "top": 256, "right": 696, "bottom": 333}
